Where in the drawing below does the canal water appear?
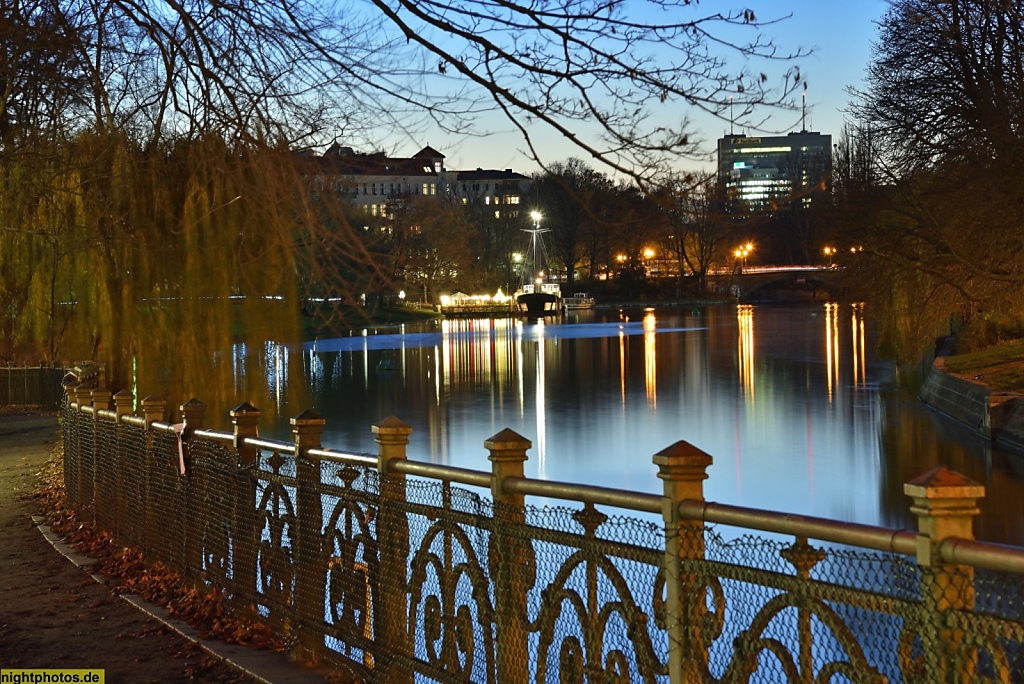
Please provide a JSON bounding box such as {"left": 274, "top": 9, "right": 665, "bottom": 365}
{"left": 238, "top": 301, "right": 1024, "bottom": 546}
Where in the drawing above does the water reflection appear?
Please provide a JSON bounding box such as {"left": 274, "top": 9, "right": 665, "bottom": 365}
{"left": 644, "top": 310, "right": 657, "bottom": 408}
{"left": 736, "top": 305, "right": 755, "bottom": 400}
{"left": 223, "top": 303, "right": 1024, "bottom": 546}
{"left": 824, "top": 302, "right": 839, "bottom": 402}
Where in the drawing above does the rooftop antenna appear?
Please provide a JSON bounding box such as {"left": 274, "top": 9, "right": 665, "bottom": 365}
{"left": 730, "top": 95, "right": 734, "bottom": 135}
{"left": 801, "top": 83, "right": 808, "bottom": 132}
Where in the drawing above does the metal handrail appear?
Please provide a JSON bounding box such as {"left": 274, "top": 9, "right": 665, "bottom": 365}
{"left": 242, "top": 436, "right": 297, "bottom": 454}
{"left": 940, "top": 537, "right": 1024, "bottom": 574}
{"left": 389, "top": 459, "right": 492, "bottom": 488}
{"left": 679, "top": 500, "right": 918, "bottom": 556}
{"left": 502, "top": 476, "right": 662, "bottom": 514}
{"left": 311, "top": 448, "right": 377, "bottom": 468}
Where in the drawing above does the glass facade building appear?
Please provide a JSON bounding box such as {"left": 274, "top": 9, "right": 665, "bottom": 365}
{"left": 717, "top": 131, "right": 832, "bottom": 213}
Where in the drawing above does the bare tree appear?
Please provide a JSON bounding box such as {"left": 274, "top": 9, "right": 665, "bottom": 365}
{"left": 0, "top": 0, "right": 808, "bottom": 396}
{"left": 847, "top": 0, "right": 1024, "bottom": 358}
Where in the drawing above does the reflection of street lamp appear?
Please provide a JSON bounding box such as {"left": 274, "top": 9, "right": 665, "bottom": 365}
{"left": 734, "top": 242, "right": 753, "bottom": 273}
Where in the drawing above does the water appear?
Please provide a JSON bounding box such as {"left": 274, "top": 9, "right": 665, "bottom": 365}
{"left": 233, "top": 301, "right": 1024, "bottom": 546}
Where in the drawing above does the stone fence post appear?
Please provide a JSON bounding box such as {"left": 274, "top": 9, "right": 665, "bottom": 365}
{"left": 292, "top": 409, "right": 327, "bottom": 664}
{"left": 905, "top": 467, "right": 984, "bottom": 682}
{"left": 486, "top": 429, "right": 532, "bottom": 684}
{"left": 373, "top": 416, "right": 413, "bottom": 684}
{"left": 653, "top": 441, "right": 713, "bottom": 684}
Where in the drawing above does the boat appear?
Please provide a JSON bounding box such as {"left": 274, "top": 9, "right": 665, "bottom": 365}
{"left": 563, "top": 292, "right": 596, "bottom": 310}
{"left": 515, "top": 282, "right": 562, "bottom": 319}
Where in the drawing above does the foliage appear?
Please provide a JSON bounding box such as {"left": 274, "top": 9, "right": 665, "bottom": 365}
{"left": 843, "top": 0, "right": 1024, "bottom": 363}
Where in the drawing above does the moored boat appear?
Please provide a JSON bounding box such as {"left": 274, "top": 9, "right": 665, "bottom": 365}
{"left": 563, "top": 292, "right": 596, "bottom": 310}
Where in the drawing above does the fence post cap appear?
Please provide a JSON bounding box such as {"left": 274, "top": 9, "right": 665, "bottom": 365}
{"left": 372, "top": 415, "right": 412, "bottom": 434}
{"left": 653, "top": 440, "right": 713, "bottom": 474}
{"left": 290, "top": 408, "right": 325, "bottom": 427}
{"left": 230, "top": 401, "right": 261, "bottom": 417}
{"left": 904, "top": 466, "right": 985, "bottom": 502}
{"left": 484, "top": 428, "right": 531, "bottom": 452}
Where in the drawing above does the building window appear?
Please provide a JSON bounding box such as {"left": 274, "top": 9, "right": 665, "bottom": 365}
{"left": 430, "top": 183, "right": 436, "bottom": 195}
{"left": 371, "top": 204, "right": 378, "bottom": 217}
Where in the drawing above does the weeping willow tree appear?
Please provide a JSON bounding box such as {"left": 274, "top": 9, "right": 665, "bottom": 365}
{"left": 1, "top": 0, "right": 805, "bottom": 421}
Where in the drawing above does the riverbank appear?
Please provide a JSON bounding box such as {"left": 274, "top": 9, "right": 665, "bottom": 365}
{"left": 920, "top": 337, "right": 1024, "bottom": 452}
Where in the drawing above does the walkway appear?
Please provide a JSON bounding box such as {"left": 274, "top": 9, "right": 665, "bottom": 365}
{"left": 0, "top": 411, "right": 330, "bottom": 683}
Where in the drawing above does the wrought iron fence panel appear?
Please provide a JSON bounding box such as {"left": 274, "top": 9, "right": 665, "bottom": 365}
{"left": 147, "top": 430, "right": 189, "bottom": 572}
{"left": 399, "top": 477, "right": 498, "bottom": 684}
{"left": 680, "top": 527, "right": 938, "bottom": 683}
{"left": 252, "top": 446, "right": 299, "bottom": 635}
{"left": 62, "top": 401, "right": 81, "bottom": 507}
{"left": 520, "top": 503, "right": 668, "bottom": 684}
{"left": 188, "top": 439, "right": 239, "bottom": 593}
{"left": 949, "top": 567, "right": 1024, "bottom": 682}
{"left": 76, "top": 412, "right": 95, "bottom": 513}
{"left": 318, "top": 461, "right": 381, "bottom": 670}
{"left": 93, "top": 417, "right": 118, "bottom": 532}
{"left": 115, "top": 422, "right": 149, "bottom": 551}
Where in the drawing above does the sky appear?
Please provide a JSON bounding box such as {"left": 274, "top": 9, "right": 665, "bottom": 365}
{"left": 407, "top": 1, "right": 891, "bottom": 176}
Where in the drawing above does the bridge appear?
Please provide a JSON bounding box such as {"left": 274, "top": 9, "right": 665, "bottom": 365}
{"left": 706, "top": 264, "right": 845, "bottom": 301}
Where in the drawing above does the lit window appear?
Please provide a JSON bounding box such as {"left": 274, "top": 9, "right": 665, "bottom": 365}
{"left": 495, "top": 210, "right": 500, "bottom": 219}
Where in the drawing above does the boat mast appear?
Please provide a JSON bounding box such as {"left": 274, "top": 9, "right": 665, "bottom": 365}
{"left": 523, "top": 211, "right": 548, "bottom": 287}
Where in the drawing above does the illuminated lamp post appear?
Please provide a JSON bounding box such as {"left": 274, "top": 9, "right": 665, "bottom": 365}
{"left": 734, "top": 242, "right": 753, "bottom": 274}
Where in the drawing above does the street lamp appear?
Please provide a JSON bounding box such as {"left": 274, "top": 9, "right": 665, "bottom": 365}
{"left": 734, "top": 242, "right": 753, "bottom": 273}
{"left": 823, "top": 245, "right": 836, "bottom": 268}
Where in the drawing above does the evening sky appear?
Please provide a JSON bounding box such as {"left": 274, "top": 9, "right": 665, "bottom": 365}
{"left": 399, "top": 1, "right": 890, "bottom": 177}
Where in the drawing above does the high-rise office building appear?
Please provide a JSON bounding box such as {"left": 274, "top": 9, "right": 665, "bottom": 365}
{"left": 717, "top": 131, "right": 832, "bottom": 213}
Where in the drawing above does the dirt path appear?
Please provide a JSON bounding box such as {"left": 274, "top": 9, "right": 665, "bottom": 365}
{"left": 0, "top": 411, "right": 260, "bottom": 682}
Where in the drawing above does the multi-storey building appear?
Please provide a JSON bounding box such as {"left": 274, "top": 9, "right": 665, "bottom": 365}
{"left": 717, "top": 131, "right": 832, "bottom": 213}
{"left": 451, "top": 168, "right": 530, "bottom": 221}
{"left": 300, "top": 143, "right": 530, "bottom": 221}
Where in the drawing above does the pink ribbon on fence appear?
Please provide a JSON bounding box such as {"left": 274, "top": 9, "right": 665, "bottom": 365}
{"left": 170, "top": 423, "right": 186, "bottom": 475}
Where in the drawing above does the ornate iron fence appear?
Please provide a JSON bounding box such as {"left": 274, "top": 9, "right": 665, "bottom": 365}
{"left": 61, "top": 383, "right": 1024, "bottom": 683}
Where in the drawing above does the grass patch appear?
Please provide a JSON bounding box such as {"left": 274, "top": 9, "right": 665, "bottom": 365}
{"left": 945, "top": 338, "right": 1024, "bottom": 393}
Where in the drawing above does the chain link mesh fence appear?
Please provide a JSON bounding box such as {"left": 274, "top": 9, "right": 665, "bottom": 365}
{"left": 60, "top": 402, "right": 1024, "bottom": 683}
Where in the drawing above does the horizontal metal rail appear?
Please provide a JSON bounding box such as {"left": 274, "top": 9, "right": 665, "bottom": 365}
{"left": 243, "top": 436, "right": 297, "bottom": 454}
{"left": 121, "top": 415, "right": 146, "bottom": 428}
{"left": 941, "top": 538, "right": 1024, "bottom": 574}
{"left": 310, "top": 448, "right": 377, "bottom": 468}
{"left": 194, "top": 428, "right": 233, "bottom": 445}
{"left": 390, "top": 459, "right": 493, "bottom": 488}
{"left": 502, "top": 476, "right": 662, "bottom": 514}
{"left": 680, "top": 500, "right": 918, "bottom": 556}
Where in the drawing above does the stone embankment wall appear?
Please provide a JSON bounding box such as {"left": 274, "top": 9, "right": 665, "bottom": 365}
{"left": 920, "top": 339, "right": 1024, "bottom": 453}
